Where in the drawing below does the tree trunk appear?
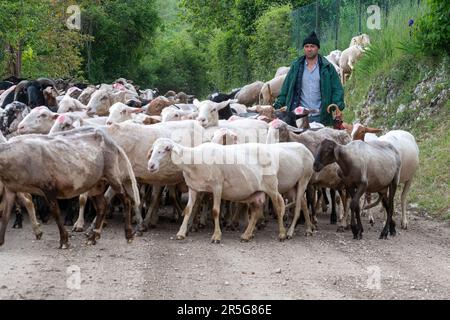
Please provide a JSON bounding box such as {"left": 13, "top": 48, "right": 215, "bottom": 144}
{"left": 6, "top": 44, "right": 22, "bottom": 78}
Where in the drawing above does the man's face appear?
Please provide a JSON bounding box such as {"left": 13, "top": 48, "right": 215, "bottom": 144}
{"left": 303, "top": 44, "right": 319, "bottom": 59}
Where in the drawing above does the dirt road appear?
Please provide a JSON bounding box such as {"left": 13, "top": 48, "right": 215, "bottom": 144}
{"left": 0, "top": 207, "right": 449, "bottom": 300}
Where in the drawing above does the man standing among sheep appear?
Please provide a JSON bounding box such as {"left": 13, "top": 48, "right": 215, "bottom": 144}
{"left": 273, "top": 31, "right": 345, "bottom": 126}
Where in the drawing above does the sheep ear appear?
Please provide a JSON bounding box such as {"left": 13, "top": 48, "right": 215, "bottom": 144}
{"left": 130, "top": 108, "right": 144, "bottom": 114}
{"left": 193, "top": 99, "right": 201, "bottom": 108}
{"left": 287, "top": 125, "right": 305, "bottom": 134}
{"left": 72, "top": 119, "right": 81, "bottom": 128}
{"left": 52, "top": 113, "right": 59, "bottom": 120}
{"left": 147, "top": 147, "right": 153, "bottom": 159}
{"left": 216, "top": 100, "right": 231, "bottom": 111}
{"left": 365, "top": 127, "right": 382, "bottom": 133}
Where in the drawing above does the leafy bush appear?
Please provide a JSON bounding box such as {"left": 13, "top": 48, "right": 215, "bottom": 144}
{"left": 415, "top": 0, "right": 450, "bottom": 55}
{"left": 248, "top": 4, "right": 297, "bottom": 81}
{"left": 139, "top": 31, "right": 209, "bottom": 97}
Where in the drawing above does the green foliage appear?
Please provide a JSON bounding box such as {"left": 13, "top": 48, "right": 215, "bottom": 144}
{"left": 179, "top": 0, "right": 311, "bottom": 92}
{"left": 139, "top": 30, "right": 209, "bottom": 97}
{"left": 0, "top": 0, "right": 87, "bottom": 79}
{"left": 249, "top": 5, "right": 297, "bottom": 81}
{"left": 81, "top": 0, "right": 160, "bottom": 84}
{"left": 206, "top": 30, "right": 252, "bottom": 91}
{"left": 415, "top": 0, "right": 450, "bottom": 55}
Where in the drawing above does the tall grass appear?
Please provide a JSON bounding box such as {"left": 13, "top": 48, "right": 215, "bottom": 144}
{"left": 351, "top": 1, "right": 424, "bottom": 80}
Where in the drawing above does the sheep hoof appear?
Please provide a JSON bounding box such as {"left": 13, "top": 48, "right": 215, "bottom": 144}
{"left": 279, "top": 234, "right": 286, "bottom": 242}
{"left": 211, "top": 239, "right": 221, "bottom": 244}
{"left": 337, "top": 226, "right": 345, "bottom": 233}
{"left": 176, "top": 234, "right": 185, "bottom": 240}
{"left": 379, "top": 231, "right": 388, "bottom": 240}
{"left": 330, "top": 215, "right": 337, "bottom": 225}
{"left": 369, "top": 218, "right": 374, "bottom": 226}
{"left": 305, "top": 230, "right": 313, "bottom": 237}
{"left": 401, "top": 222, "right": 408, "bottom": 230}
{"left": 72, "top": 226, "right": 84, "bottom": 232}
{"left": 240, "top": 237, "right": 250, "bottom": 242}
{"left": 127, "top": 238, "right": 133, "bottom": 244}
{"left": 35, "top": 232, "right": 43, "bottom": 240}
{"left": 60, "top": 243, "right": 70, "bottom": 249}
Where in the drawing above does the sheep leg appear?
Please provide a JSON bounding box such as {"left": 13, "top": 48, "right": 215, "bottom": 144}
{"left": 142, "top": 185, "right": 163, "bottom": 229}
{"left": 330, "top": 188, "right": 337, "bottom": 225}
{"left": 116, "top": 193, "right": 134, "bottom": 243}
{"left": 388, "top": 181, "right": 398, "bottom": 236}
{"left": 0, "top": 190, "right": 16, "bottom": 246}
{"left": 400, "top": 180, "right": 412, "bottom": 230}
{"left": 337, "top": 189, "right": 349, "bottom": 232}
{"left": 187, "top": 192, "right": 204, "bottom": 232}
{"left": 211, "top": 189, "right": 223, "bottom": 243}
{"left": 348, "top": 185, "right": 365, "bottom": 240}
{"left": 230, "top": 203, "right": 245, "bottom": 230}
{"left": 87, "top": 195, "right": 107, "bottom": 245}
{"left": 73, "top": 193, "right": 88, "bottom": 232}
{"left": 322, "top": 188, "right": 329, "bottom": 213}
{"left": 47, "top": 194, "right": 69, "bottom": 249}
{"left": 241, "top": 204, "right": 263, "bottom": 242}
{"left": 380, "top": 182, "right": 397, "bottom": 239}
{"left": 12, "top": 204, "right": 23, "bottom": 229}
{"left": 168, "top": 186, "right": 183, "bottom": 222}
{"left": 16, "top": 192, "right": 43, "bottom": 240}
{"left": 379, "top": 193, "right": 390, "bottom": 239}
{"left": 288, "top": 181, "right": 313, "bottom": 238}
{"left": 306, "top": 186, "right": 317, "bottom": 226}
{"left": 199, "top": 195, "right": 210, "bottom": 228}
{"left": 177, "top": 189, "right": 198, "bottom": 240}
{"left": 268, "top": 190, "right": 286, "bottom": 242}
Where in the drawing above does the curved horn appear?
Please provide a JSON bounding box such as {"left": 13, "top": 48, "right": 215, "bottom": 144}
{"left": 13, "top": 80, "right": 29, "bottom": 101}
{"left": 37, "top": 78, "right": 61, "bottom": 95}
{"left": 326, "top": 103, "right": 341, "bottom": 114}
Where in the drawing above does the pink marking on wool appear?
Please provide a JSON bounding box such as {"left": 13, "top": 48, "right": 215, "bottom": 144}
{"left": 56, "top": 115, "right": 66, "bottom": 123}
{"left": 228, "top": 115, "right": 239, "bottom": 122}
{"left": 269, "top": 118, "right": 281, "bottom": 128}
{"left": 113, "top": 83, "right": 126, "bottom": 91}
{"left": 294, "top": 106, "right": 305, "bottom": 115}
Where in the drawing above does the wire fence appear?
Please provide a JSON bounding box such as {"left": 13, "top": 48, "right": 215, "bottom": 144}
{"left": 291, "top": 0, "right": 423, "bottom": 54}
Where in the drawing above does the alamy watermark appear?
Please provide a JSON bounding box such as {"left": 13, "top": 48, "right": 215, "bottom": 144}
{"left": 66, "top": 5, "right": 81, "bottom": 31}
{"left": 366, "top": 265, "right": 381, "bottom": 290}
{"left": 66, "top": 265, "right": 81, "bottom": 290}
{"left": 367, "top": 5, "right": 381, "bottom": 30}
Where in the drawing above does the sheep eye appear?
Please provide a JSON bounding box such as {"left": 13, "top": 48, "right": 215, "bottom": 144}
{"left": 211, "top": 109, "right": 216, "bottom": 113}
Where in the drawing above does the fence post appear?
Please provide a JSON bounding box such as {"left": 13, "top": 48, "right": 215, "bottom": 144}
{"left": 385, "top": 0, "right": 389, "bottom": 28}
{"left": 335, "top": 0, "right": 340, "bottom": 49}
{"left": 358, "top": 0, "right": 362, "bottom": 35}
{"left": 315, "top": 0, "right": 320, "bottom": 37}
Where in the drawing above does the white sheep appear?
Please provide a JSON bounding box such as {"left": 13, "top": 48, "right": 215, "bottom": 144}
{"left": 339, "top": 45, "right": 365, "bottom": 84}
{"left": 350, "top": 33, "right": 371, "bottom": 48}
